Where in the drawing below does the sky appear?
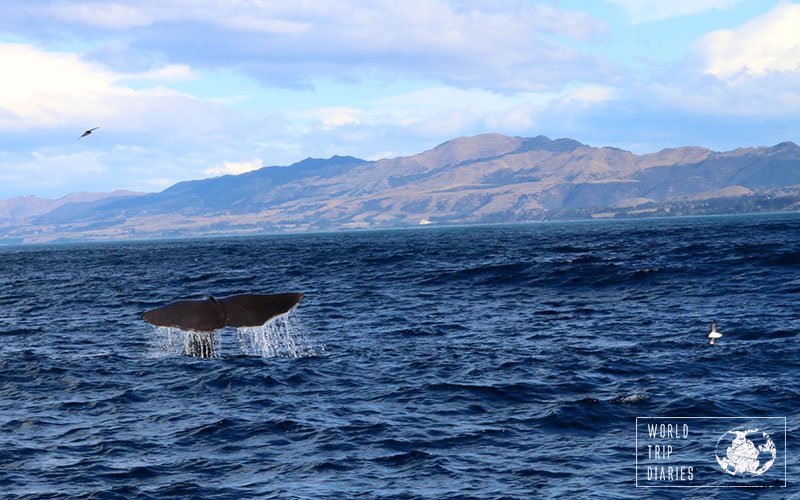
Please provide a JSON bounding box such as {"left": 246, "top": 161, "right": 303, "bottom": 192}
{"left": 1, "top": 0, "right": 799, "bottom": 199}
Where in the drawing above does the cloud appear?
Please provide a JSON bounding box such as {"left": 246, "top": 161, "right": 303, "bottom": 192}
{"left": 0, "top": 42, "right": 207, "bottom": 132}
{"left": 696, "top": 1, "right": 800, "bottom": 78}
{"left": 0, "top": 149, "right": 108, "bottom": 195}
{"left": 629, "top": 2, "right": 800, "bottom": 122}
{"left": 37, "top": 1, "right": 309, "bottom": 34}
{"left": 647, "top": 71, "right": 800, "bottom": 117}
{"left": 605, "top": 0, "right": 741, "bottom": 23}
{"left": 120, "top": 64, "right": 197, "bottom": 83}
{"left": 287, "top": 84, "right": 620, "bottom": 157}
{"left": 205, "top": 158, "right": 263, "bottom": 176}
{"left": 302, "top": 107, "right": 363, "bottom": 128}
{"left": 2, "top": 0, "right": 611, "bottom": 92}
{"left": 0, "top": 43, "right": 124, "bottom": 130}
{"left": 574, "top": 2, "right": 800, "bottom": 135}
{"left": 41, "top": 2, "right": 152, "bottom": 29}
{"left": 556, "top": 84, "right": 618, "bottom": 108}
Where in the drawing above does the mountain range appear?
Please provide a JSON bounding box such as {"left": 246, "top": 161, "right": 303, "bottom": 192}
{"left": 3, "top": 133, "right": 800, "bottom": 243}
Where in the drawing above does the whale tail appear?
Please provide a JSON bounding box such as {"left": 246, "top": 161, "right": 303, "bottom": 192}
{"left": 142, "top": 293, "right": 304, "bottom": 331}
{"left": 143, "top": 293, "right": 304, "bottom": 357}
{"left": 220, "top": 293, "right": 304, "bottom": 327}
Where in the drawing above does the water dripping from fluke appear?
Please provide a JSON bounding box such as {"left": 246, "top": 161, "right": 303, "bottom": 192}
{"left": 148, "top": 326, "right": 216, "bottom": 358}
{"left": 147, "top": 311, "right": 319, "bottom": 359}
{"left": 236, "top": 311, "right": 319, "bottom": 358}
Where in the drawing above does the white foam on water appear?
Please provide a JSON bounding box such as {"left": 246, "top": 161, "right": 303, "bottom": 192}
{"left": 236, "top": 311, "right": 319, "bottom": 358}
{"left": 609, "top": 392, "right": 650, "bottom": 404}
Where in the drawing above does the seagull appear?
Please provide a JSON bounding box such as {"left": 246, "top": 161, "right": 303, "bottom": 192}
{"left": 77, "top": 127, "right": 100, "bottom": 140}
{"left": 707, "top": 320, "right": 723, "bottom": 345}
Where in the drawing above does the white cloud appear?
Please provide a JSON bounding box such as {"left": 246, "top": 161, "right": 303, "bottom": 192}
{"left": 647, "top": 71, "right": 800, "bottom": 117}
{"left": 7, "top": 0, "right": 611, "bottom": 92}
{"left": 219, "top": 16, "right": 310, "bottom": 34}
{"left": 291, "top": 84, "right": 619, "bottom": 149}
{"left": 605, "top": 0, "right": 741, "bottom": 23}
{"left": 0, "top": 149, "right": 108, "bottom": 195}
{"left": 0, "top": 43, "right": 118, "bottom": 129}
{"left": 205, "top": 159, "right": 263, "bottom": 176}
{"left": 121, "top": 64, "right": 198, "bottom": 83}
{"left": 307, "top": 107, "right": 362, "bottom": 128}
{"left": 0, "top": 42, "right": 228, "bottom": 138}
{"left": 362, "top": 87, "right": 564, "bottom": 127}
{"left": 41, "top": 2, "right": 152, "bottom": 29}
{"left": 697, "top": 1, "right": 800, "bottom": 78}
{"left": 557, "top": 84, "right": 618, "bottom": 107}
{"left": 634, "top": 1, "right": 800, "bottom": 121}
{"left": 598, "top": 2, "right": 800, "bottom": 125}
{"left": 0, "top": 43, "right": 140, "bottom": 129}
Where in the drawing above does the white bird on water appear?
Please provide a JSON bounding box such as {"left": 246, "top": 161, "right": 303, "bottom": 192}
{"left": 708, "top": 320, "right": 723, "bottom": 345}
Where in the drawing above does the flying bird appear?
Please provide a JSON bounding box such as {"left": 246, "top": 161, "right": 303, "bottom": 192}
{"left": 77, "top": 127, "right": 99, "bottom": 140}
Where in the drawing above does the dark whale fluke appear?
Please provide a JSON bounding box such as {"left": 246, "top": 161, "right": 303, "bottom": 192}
{"left": 143, "top": 293, "right": 303, "bottom": 358}
{"left": 142, "top": 293, "right": 304, "bottom": 332}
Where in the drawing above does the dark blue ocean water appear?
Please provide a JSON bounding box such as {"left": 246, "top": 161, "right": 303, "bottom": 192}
{"left": 1, "top": 214, "right": 799, "bottom": 498}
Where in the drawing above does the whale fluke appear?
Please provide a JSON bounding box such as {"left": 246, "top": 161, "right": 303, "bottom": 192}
{"left": 143, "top": 293, "right": 304, "bottom": 358}
{"left": 142, "top": 293, "right": 304, "bottom": 332}
{"left": 221, "top": 293, "right": 304, "bottom": 328}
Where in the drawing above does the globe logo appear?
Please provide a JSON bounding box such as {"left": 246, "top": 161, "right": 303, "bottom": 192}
{"left": 715, "top": 428, "right": 777, "bottom": 477}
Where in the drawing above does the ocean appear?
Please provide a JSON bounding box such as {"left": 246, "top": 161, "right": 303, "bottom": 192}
{"left": 1, "top": 213, "right": 798, "bottom": 498}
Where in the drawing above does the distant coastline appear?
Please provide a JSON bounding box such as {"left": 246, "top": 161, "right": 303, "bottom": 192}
{"left": 3, "top": 210, "right": 799, "bottom": 247}
{"left": 2, "top": 134, "right": 800, "bottom": 244}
